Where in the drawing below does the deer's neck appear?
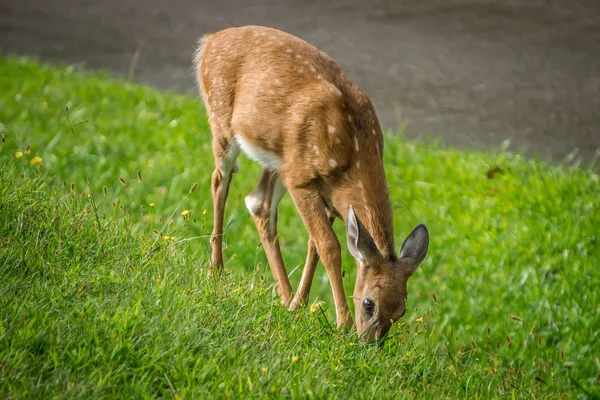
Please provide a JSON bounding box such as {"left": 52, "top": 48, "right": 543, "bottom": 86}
{"left": 332, "top": 163, "right": 397, "bottom": 260}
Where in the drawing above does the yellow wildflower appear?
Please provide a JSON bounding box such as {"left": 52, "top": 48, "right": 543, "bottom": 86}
{"left": 31, "top": 156, "right": 42, "bottom": 166}
{"left": 261, "top": 367, "right": 267, "bottom": 373}
{"left": 14, "top": 151, "right": 23, "bottom": 159}
{"left": 149, "top": 203, "right": 155, "bottom": 208}
{"left": 292, "top": 356, "right": 299, "bottom": 362}
{"left": 203, "top": 209, "right": 207, "bottom": 215}
{"left": 415, "top": 317, "right": 424, "bottom": 323}
{"left": 163, "top": 235, "right": 171, "bottom": 241}
{"left": 310, "top": 301, "right": 324, "bottom": 313}
{"left": 24, "top": 145, "right": 31, "bottom": 154}
{"left": 181, "top": 209, "right": 191, "bottom": 217}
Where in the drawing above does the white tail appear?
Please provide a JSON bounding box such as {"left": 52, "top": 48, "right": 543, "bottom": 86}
{"left": 194, "top": 25, "right": 429, "bottom": 340}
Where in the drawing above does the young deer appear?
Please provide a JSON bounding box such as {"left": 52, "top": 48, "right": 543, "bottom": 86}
{"left": 194, "top": 25, "right": 429, "bottom": 341}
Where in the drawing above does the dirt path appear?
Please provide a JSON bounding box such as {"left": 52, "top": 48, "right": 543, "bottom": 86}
{"left": 1, "top": 0, "right": 599, "bottom": 164}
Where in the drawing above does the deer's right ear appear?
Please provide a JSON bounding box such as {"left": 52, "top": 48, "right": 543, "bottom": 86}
{"left": 399, "top": 224, "right": 429, "bottom": 268}
{"left": 346, "top": 205, "right": 380, "bottom": 266}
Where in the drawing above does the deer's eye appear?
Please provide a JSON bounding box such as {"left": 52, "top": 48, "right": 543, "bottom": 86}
{"left": 362, "top": 298, "right": 375, "bottom": 316}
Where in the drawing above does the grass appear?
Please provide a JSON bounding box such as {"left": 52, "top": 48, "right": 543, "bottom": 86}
{"left": 0, "top": 55, "right": 599, "bottom": 399}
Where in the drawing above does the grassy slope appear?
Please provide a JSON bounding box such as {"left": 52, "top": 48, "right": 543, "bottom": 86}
{"left": 0, "top": 56, "right": 599, "bottom": 398}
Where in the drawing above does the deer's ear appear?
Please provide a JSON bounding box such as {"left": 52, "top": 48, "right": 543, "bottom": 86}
{"left": 346, "top": 205, "right": 380, "bottom": 266}
{"left": 399, "top": 224, "right": 429, "bottom": 274}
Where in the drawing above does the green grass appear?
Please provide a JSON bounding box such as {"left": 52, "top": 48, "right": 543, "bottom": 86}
{"left": 0, "top": 55, "right": 599, "bottom": 399}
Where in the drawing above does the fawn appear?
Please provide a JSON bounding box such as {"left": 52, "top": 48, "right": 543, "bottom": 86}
{"left": 193, "top": 25, "right": 429, "bottom": 341}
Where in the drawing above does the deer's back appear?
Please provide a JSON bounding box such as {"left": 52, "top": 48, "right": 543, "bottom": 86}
{"left": 195, "top": 25, "right": 383, "bottom": 186}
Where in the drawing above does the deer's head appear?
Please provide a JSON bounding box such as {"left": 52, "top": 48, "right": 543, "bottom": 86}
{"left": 346, "top": 206, "right": 429, "bottom": 342}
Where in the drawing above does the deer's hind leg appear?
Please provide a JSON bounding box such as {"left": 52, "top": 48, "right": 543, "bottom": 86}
{"left": 245, "top": 169, "right": 293, "bottom": 303}
{"left": 209, "top": 131, "right": 240, "bottom": 272}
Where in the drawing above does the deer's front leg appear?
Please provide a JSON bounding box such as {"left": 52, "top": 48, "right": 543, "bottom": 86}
{"left": 289, "top": 213, "right": 335, "bottom": 310}
{"left": 288, "top": 187, "right": 352, "bottom": 329}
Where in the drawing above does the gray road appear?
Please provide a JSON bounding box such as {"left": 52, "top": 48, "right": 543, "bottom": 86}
{"left": 1, "top": 0, "right": 599, "bottom": 164}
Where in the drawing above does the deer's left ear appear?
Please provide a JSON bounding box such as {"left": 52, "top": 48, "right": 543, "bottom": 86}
{"left": 346, "top": 205, "right": 380, "bottom": 266}
{"left": 399, "top": 224, "right": 429, "bottom": 274}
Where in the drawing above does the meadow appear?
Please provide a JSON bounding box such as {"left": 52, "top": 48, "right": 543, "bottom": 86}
{"left": 0, "top": 55, "right": 598, "bottom": 399}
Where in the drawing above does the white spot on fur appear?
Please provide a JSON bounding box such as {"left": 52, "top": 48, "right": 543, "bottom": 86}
{"left": 285, "top": 48, "right": 293, "bottom": 53}
{"left": 356, "top": 161, "right": 360, "bottom": 169}
{"left": 235, "top": 136, "right": 282, "bottom": 171}
{"left": 372, "top": 129, "right": 376, "bottom": 135}
{"left": 317, "top": 75, "right": 323, "bottom": 80}
{"left": 295, "top": 54, "right": 302, "bottom": 59}
{"left": 347, "top": 115, "right": 353, "bottom": 123}
{"left": 313, "top": 145, "right": 319, "bottom": 155}
{"left": 328, "top": 125, "right": 336, "bottom": 134}
{"left": 335, "top": 137, "right": 341, "bottom": 144}
{"left": 354, "top": 137, "right": 359, "bottom": 151}
{"left": 274, "top": 79, "right": 283, "bottom": 87}
{"left": 329, "top": 159, "right": 337, "bottom": 168}
{"left": 310, "top": 66, "right": 316, "bottom": 72}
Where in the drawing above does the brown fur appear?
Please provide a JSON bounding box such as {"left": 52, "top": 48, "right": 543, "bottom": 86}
{"left": 193, "top": 25, "right": 428, "bottom": 340}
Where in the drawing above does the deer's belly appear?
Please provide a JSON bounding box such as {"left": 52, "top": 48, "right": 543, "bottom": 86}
{"left": 235, "top": 135, "right": 282, "bottom": 171}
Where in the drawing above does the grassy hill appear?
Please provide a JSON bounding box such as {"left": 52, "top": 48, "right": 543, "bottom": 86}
{"left": 0, "top": 56, "right": 598, "bottom": 398}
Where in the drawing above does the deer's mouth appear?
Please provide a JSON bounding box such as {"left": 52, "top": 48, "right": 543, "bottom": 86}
{"left": 359, "top": 322, "right": 391, "bottom": 345}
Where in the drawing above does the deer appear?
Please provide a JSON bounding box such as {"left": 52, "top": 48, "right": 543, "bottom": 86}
{"left": 193, "top": 25, "right": 429, "bottom": 341}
